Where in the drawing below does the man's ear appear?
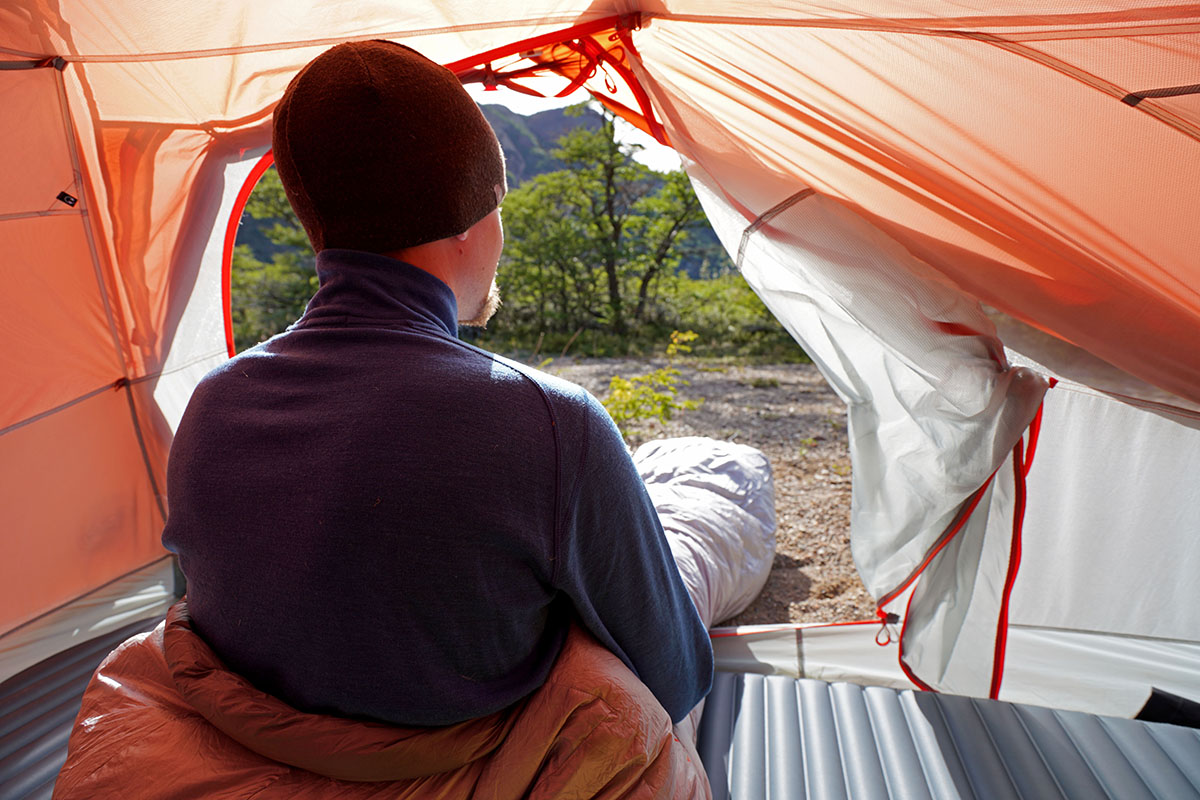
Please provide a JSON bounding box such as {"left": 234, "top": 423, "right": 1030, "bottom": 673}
{"left": 455, "top": 230, "right": 469, "bottom": 242}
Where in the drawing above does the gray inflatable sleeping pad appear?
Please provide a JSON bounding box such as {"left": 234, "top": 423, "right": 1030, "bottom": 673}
{"left": 697, "top": 671, "right": 1200, "bottom": 800}
{"left": 0, "top": 617, "right": 163, "bottom": 800}
{"left": 7, "top": 625, "right": 1200, "bottom": 800}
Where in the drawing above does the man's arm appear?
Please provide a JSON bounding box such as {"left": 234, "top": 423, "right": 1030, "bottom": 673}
{"left": 553, "top": 391, "right": 713, "bottom": 723}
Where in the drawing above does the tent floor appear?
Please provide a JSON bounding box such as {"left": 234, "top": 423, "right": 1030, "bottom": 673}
{"left": 5, "top": 625, "right": 1200, "bottom": 799}
{"left": 697, "top": 671, "right": 1200, "bottom": 799}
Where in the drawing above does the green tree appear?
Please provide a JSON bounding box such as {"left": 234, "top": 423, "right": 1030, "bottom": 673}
{"left": 229, "top": 113, "right": 798, "bottom": 360}
{"left": 229, "top": 167, "right": 316, "bottom": 351}
{"left": 495, "top": 105, "right": 712, "bottom": 341}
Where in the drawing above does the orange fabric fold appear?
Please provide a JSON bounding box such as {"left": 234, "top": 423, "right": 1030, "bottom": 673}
{"left": 53, "top": 600, "right": 710, "bottom": 799}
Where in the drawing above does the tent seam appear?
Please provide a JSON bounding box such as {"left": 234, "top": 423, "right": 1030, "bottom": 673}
{"left": 0, "top": 555, "right": 173, "bottom": 642}
{"left": 120, "top": 383, "right": 167, "bottom": 523}
{"left": 55, "top": 61, "right": 174, "bottom": 527}
{"left": 0, "top": 208, "right": 80, "bottom": 223}
{"left": 0, "top": 382, "right": 115, "bottom": 439}
{"left": 52, "top": 66, "right": 128, "bottom": 379}
{"left": 5, "top": 16, "right": 588, "bottom": 63}
{"left": 1, "top": 347, "right": 230, "bottom": 441}
{"left": 963, "top": 32, "right": 1200, "bottom": 142}
{"left": 1005, "top": 624, "right": 1200, "bottom": 648}
{"left": 13, "top": 10, "right": 1199, "bottom": 63}
{"left": 129, "top": 349, "right": 230, "bottom": 385}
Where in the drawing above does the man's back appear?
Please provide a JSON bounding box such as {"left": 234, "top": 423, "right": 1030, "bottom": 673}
{"left": 163, "top": 250, "right": 711, "bottom": 726}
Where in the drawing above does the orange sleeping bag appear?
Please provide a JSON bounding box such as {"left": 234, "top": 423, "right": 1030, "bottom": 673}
{"left": 53, "top": 602, "right": 709, "bottom": 799}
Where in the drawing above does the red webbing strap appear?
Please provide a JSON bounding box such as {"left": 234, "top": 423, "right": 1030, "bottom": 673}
{"left": 988, "top": 379, "right": 1055, "bottom": 698}
{"left": 442, "top": 16, "right": 627, "bottom": 76}
{"left": 444, "top": 14, "right": 670, "bottom": 145}
{"left": 886, "top": 379, "right": 1057, "bottom": 692}
{"left": 989, "top": 440, "right": 1028, "bottom": 699}
{"left": 221, "top": 150, "right": 275, "bottom": 357}
{"left": 610, "top": 24, "right": 669, "bottom": 144}
{"left": 552, "top": 41, "right": 601, "bottom": 98}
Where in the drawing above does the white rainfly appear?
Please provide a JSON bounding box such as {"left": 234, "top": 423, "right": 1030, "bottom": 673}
{"left": 2, "top": 2, "right": 1199, "bottom": 718}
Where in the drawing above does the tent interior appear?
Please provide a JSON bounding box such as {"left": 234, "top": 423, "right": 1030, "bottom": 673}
{"left": 3, "top": 1, "right": 1200, "bottom": 794}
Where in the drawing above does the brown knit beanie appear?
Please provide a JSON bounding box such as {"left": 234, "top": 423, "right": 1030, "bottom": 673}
{"left": 272, "top": 40, "right": 507, "bottom": 253}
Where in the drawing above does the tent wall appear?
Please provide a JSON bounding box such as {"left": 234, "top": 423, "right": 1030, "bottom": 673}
{"left": 1015, "top": 382, "right": 1200, "bottom": 644}
{"left": 0, "top": 60, "right": 164, "bottom": 640}
{"left": 626, "top": 7, "right": 1200, "bottom": 707}
{"left": 0, "top": 55, "right": 269, "bottom": 648}
{"left": 999, "top": 366, "right": 1200, "bottom": 715}
{"left": 632, "top": 9, "right": 1200, "bottom": 402}
{"left": 3, "top": 2, "right": 1200, "bottom": 716}
{"left": 0, "top": 558, "right": 173, "bottom": 685}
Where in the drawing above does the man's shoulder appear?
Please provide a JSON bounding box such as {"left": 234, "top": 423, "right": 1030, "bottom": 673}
{"left": 189, "top": 344, "right": 275, "bottom": 396}
{"left": 476, "top": 351, "right": 635, "bottom": 469}
{"left": 458, "top": 345, "right": 604, "bottom": 416}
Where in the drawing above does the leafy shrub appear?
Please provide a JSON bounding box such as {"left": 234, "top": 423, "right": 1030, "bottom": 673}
{"left": 602, "top": 331, "right": 703, "bottom": 438}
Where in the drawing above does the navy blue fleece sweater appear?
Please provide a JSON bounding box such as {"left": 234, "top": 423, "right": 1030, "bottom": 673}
{"left": 162, "top": 249, "right": 712, "bottom": 726}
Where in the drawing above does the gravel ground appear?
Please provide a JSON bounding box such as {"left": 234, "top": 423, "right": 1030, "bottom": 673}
{"left": 548, "top": 357, "right": 877, "bottom": 627}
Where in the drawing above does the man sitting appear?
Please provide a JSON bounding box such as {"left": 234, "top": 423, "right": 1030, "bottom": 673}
{"left": 55, "top": 40, "right": 724, "bottom": 799}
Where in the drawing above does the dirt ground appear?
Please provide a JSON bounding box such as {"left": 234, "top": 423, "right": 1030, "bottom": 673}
{"left": 550, "top": 357, "right": 877, "bottom": 627}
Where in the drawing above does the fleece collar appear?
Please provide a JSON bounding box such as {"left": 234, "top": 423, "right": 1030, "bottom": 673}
{"left": 296, "top": 249, "right": 459, "bottom": 338}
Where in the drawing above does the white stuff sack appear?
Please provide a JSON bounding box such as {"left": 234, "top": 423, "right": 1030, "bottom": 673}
{"left": 635, "top": 437, "right": 776, "bottom": 627}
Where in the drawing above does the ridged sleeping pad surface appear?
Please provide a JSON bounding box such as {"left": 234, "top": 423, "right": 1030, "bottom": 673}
{"left": 697, "top": 672, "right": 1200, "bottom": 800}
{"left": 0, "top": 617, "right": 162, "bottom": 800}
{"left": 7, "top": 635, "right": 1200, "bottom": 799}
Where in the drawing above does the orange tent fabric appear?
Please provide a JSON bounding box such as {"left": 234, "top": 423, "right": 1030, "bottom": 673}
{"left": 3, "top": 2, "right": 1198, "bottom": 706}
